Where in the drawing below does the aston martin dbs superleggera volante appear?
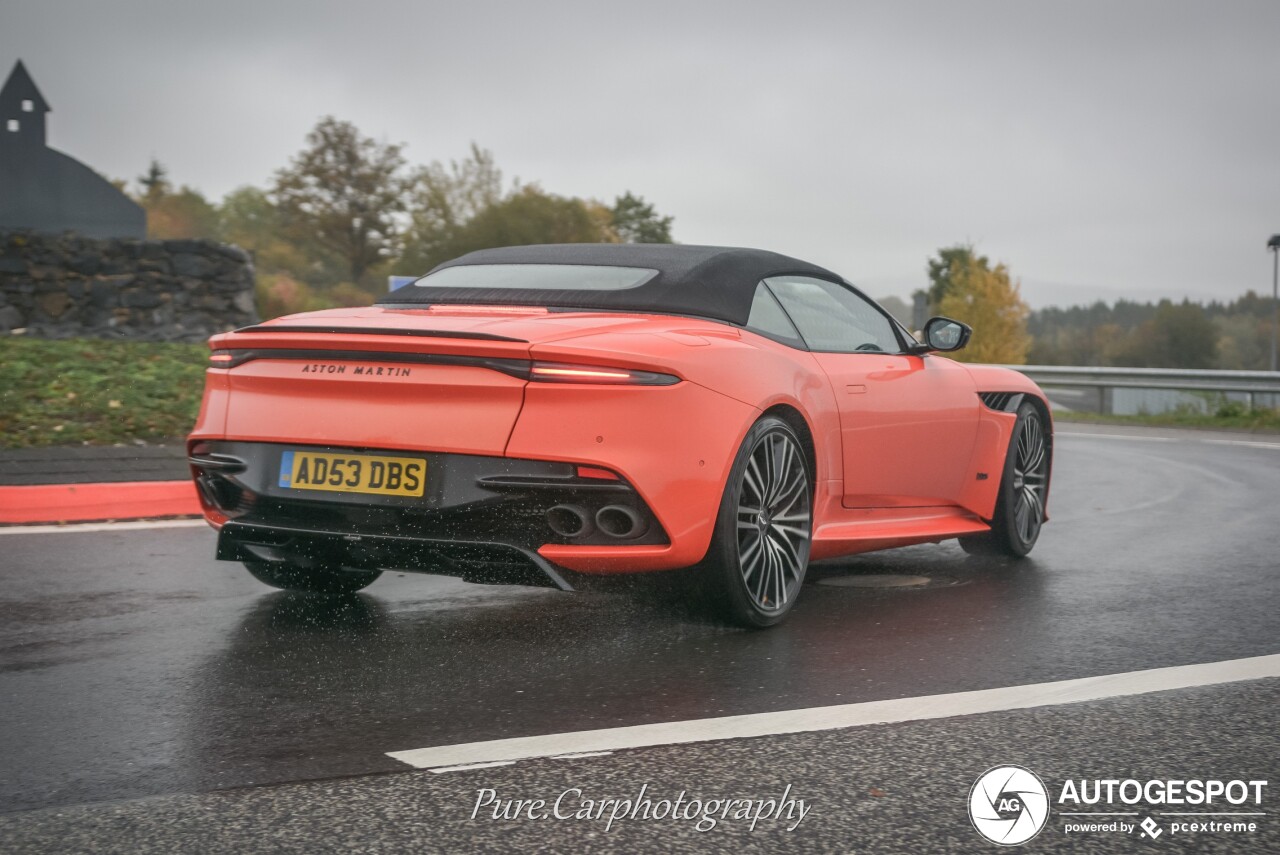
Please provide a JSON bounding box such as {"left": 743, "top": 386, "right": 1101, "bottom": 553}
{"left": 189, "top": 244, "right": 1052, "bottom": 626}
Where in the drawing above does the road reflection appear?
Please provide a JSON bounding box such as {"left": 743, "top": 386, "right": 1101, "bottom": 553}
{"left": 188, "top": 547, "right": 1051, "bottom": 790}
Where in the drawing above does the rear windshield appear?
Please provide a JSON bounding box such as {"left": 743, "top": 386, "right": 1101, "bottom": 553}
{"left": 408, "top": 264, "right": 658, "bottom": 292}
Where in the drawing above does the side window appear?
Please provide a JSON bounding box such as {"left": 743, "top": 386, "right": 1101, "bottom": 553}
{"left": 764, "top": 276, "right": 902, "bottom": 354}
{"left": 745, "top": 281, "right": 805, "bottom": 346}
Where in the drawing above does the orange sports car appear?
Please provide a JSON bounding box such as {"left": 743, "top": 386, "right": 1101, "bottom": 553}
{"left": 188, "top": 244, "right": 1052, "bottom": 626}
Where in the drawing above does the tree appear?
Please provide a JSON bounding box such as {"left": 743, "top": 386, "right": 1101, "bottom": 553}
{"left": 217, "top": 186, "right": 279, "bottom": 252}
{"left": 1111, "top": 300, "right": 1217, "bottom": 368}
{"left": 138, "top": 158, "right": 168, "bottom": 202}
{"left": 926, "top": 244, "right": 989, "bottom": 310}
{"left": 129, "top": 159, "right": 219, "bottom": 240}
{"left": 935, "top": 254, "right": 1031, "bottom": 364}
{"left": 609, "top": 191, "right": 673, "bottom": 243}
{"left": 144, "top": 187, "right": 220, "bottom": 240}
{"left": 218, "top": 185, "right": 318, "bottom": 284}
{"left": 1214, "top": 313, "right": 1269, "bottom": 370}
{"left": 272, "top": 117, "right": 409, "bottom": 288}
{"left": 431, "top": 185, "right": 617, "bottom": 262}
{"left": 398, "top": 144, "right": 506, "bottom": 274}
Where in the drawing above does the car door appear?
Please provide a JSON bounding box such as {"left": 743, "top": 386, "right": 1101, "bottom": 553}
{"left": 764, "top": 275, "right": 980, "bottom": 509}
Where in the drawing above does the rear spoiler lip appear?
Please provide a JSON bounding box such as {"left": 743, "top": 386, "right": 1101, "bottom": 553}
{"left": 208, "top": 347, "right": 532, "bottom": 379}
{"left": 232, "top": 324, "right": 527, "bottom": 343}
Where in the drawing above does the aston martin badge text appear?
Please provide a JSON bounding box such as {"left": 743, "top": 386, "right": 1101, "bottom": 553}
{"left": 299, "top": 364, "right": 412, "bottom": 377}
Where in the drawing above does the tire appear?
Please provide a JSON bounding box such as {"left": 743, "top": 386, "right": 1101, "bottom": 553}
{"left": 960, "top": 401, "right": 1050, "bottom": 557}
{"left": 702, "top": 416, "right": 813, "bottom": 628}
{"left": 243, "top": 560, "right": 382, "bottom": 594}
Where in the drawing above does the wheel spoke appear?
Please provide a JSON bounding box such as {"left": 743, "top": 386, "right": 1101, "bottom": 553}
{"left": 1018, "top": 485, "right": 1041, "bottom": 541}
{"left": 772, "top": 522, "right": 811, "bottom": 542}
{"left": 774, "top": 552, "right": 788, "bottom": 606}
{"left": 1024, "top": 439, "right": 1045, "bottom": 474}
{"left": 766, "top": 437, "right": 787, "bottom": 506}
{"left": 770, "top": 537, "right": 788, "bottom": 605}
{"left": 1024, "top": 419, "right": 1044, "bottom": 471}
{"left": 740, "top": 532, "right": 763, "bottom": 578}
{"left": 744, "top": 458, "right": 766, "bottom": 505}
{"left": 1025, "top": 486, "right": 1044, "bottom": 522}
{"left": 756, "top": 539, "right": 775, "bottom": 604}
{"left": 1013, "top": 495, "right": 1030, "bottom": 537}
{"left": 772, "top": 462, "right": 805, "bottom": 511}
{"left": 769, "top": 529, "right": 802, "bottom": 577}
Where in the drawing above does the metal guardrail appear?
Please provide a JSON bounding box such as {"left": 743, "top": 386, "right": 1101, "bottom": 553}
{"left": 996, "top": 365, "right": 1280, "bottom": 413}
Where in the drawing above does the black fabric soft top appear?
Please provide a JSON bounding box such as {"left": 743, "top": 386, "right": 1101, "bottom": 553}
{"left": 378, "top": 243, "right": 843, "bottom": 326}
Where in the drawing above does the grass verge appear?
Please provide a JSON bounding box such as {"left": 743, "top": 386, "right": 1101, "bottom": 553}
{"left": 0, "top": 337, "right": 207, "bottom": 448}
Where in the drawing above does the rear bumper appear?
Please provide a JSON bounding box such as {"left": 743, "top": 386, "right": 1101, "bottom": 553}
{"left": 189, "top": 440, "right": 671, "bottom": 587}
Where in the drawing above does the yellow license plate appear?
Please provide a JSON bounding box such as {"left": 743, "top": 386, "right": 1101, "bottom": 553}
{"left": 278, "top": 451, "right": 426, "bottom": 497}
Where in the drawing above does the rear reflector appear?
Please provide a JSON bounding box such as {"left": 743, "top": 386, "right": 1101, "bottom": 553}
{"left": 576, "top": 466, "right": 621, "bottom": 481}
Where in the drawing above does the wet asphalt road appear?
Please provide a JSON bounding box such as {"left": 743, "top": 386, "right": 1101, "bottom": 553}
{"left": 0, "top": 424, "right": 1277, "bottom": 851}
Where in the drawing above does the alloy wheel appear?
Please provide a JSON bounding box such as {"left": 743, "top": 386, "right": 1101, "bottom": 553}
{"left": 735, "top": 429, "right": 811, "bottom": 614}
{"left": 1012, "top": 412, "right": 1048, "bottom": 546}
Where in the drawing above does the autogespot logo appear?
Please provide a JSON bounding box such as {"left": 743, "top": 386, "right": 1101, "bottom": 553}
{"left": 969, "top": 765, "right": 1051, "bottom": 846}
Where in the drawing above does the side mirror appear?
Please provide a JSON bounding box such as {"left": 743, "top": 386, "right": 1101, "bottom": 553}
{"left": 918, "top": 316, "right": 972, "bottom": 353}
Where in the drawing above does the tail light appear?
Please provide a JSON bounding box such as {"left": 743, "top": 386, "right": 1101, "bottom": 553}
{"left": 528, "top": 362, "right": 679, "bottom": 386}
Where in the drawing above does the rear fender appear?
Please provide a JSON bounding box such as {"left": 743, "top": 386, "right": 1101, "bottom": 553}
{"left": 505, "top": 379, "right": 760, "bottom": 571}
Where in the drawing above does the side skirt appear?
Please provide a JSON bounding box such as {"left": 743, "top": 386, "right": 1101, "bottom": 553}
{"left": 810, "top": 506, "right": 990, "bottom": 561}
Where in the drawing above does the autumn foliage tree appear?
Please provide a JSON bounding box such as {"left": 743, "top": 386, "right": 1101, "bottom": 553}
{"left": 934, "top": 252, "right": 1031, "bottom": 364}
{"left": 434, "top": 185, "right": 618, "bottom": 261}
{"left": 272, "top": 117, "right": 409, "bottom": 289}
{"left": 926, "top": 244, "right": 990, "bottom": 310}
{"left": 398, "top": 145, "right": 507, "bottom": 275}
{"left": 135, "top": 159, "right": 219, "bottom": 240}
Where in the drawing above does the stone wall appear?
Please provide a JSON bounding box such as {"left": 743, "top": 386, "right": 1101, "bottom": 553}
{"left": 0, "top": 230, "right": 258, "bottom": 342}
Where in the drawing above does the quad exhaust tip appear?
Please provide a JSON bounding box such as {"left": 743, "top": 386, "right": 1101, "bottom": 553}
{"left": 546, "top": 505, "right": 593, "bottom": 538}
{"left": 546, "top": 504, "right": 648, "bottom": 540}
{"left": 596, "top": 505, "right": 646, "bottom": 539}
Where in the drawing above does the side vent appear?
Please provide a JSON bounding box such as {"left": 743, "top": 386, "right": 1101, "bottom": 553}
{"left": 978, "top": 392, "right": 1024, "bottom": 412}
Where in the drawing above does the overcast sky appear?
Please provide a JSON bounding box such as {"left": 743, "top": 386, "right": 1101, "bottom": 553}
{"left": 3, "top": 0, "right": 1278, "bottom": 307}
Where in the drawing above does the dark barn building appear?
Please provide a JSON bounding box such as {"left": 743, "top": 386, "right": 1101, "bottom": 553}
{"left": 0, "top": 60, "right": 145, "bottom": 239}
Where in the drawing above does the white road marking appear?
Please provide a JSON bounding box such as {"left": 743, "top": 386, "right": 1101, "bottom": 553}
{"left": 387, "top": 654, "right": 1280, "bottom": 771}
{"left": 1057, "top": 431, "right": 1280, "bottom": 448}
{"left": 428, "top": 761, "right": 517, "bottom": 774}
{"left": 0, "top": 518, "right": 207, "bottom": 536}
{"left": 1056, "top": 432, "right": 1176, "bottom": 442}
{"left": 1201, "top": 439, "right": 1280, "bottom": 449}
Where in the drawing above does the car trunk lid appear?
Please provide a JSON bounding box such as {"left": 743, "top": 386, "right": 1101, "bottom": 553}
{"left": 210, "top": 309, "right": 542, "bottom": 456}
